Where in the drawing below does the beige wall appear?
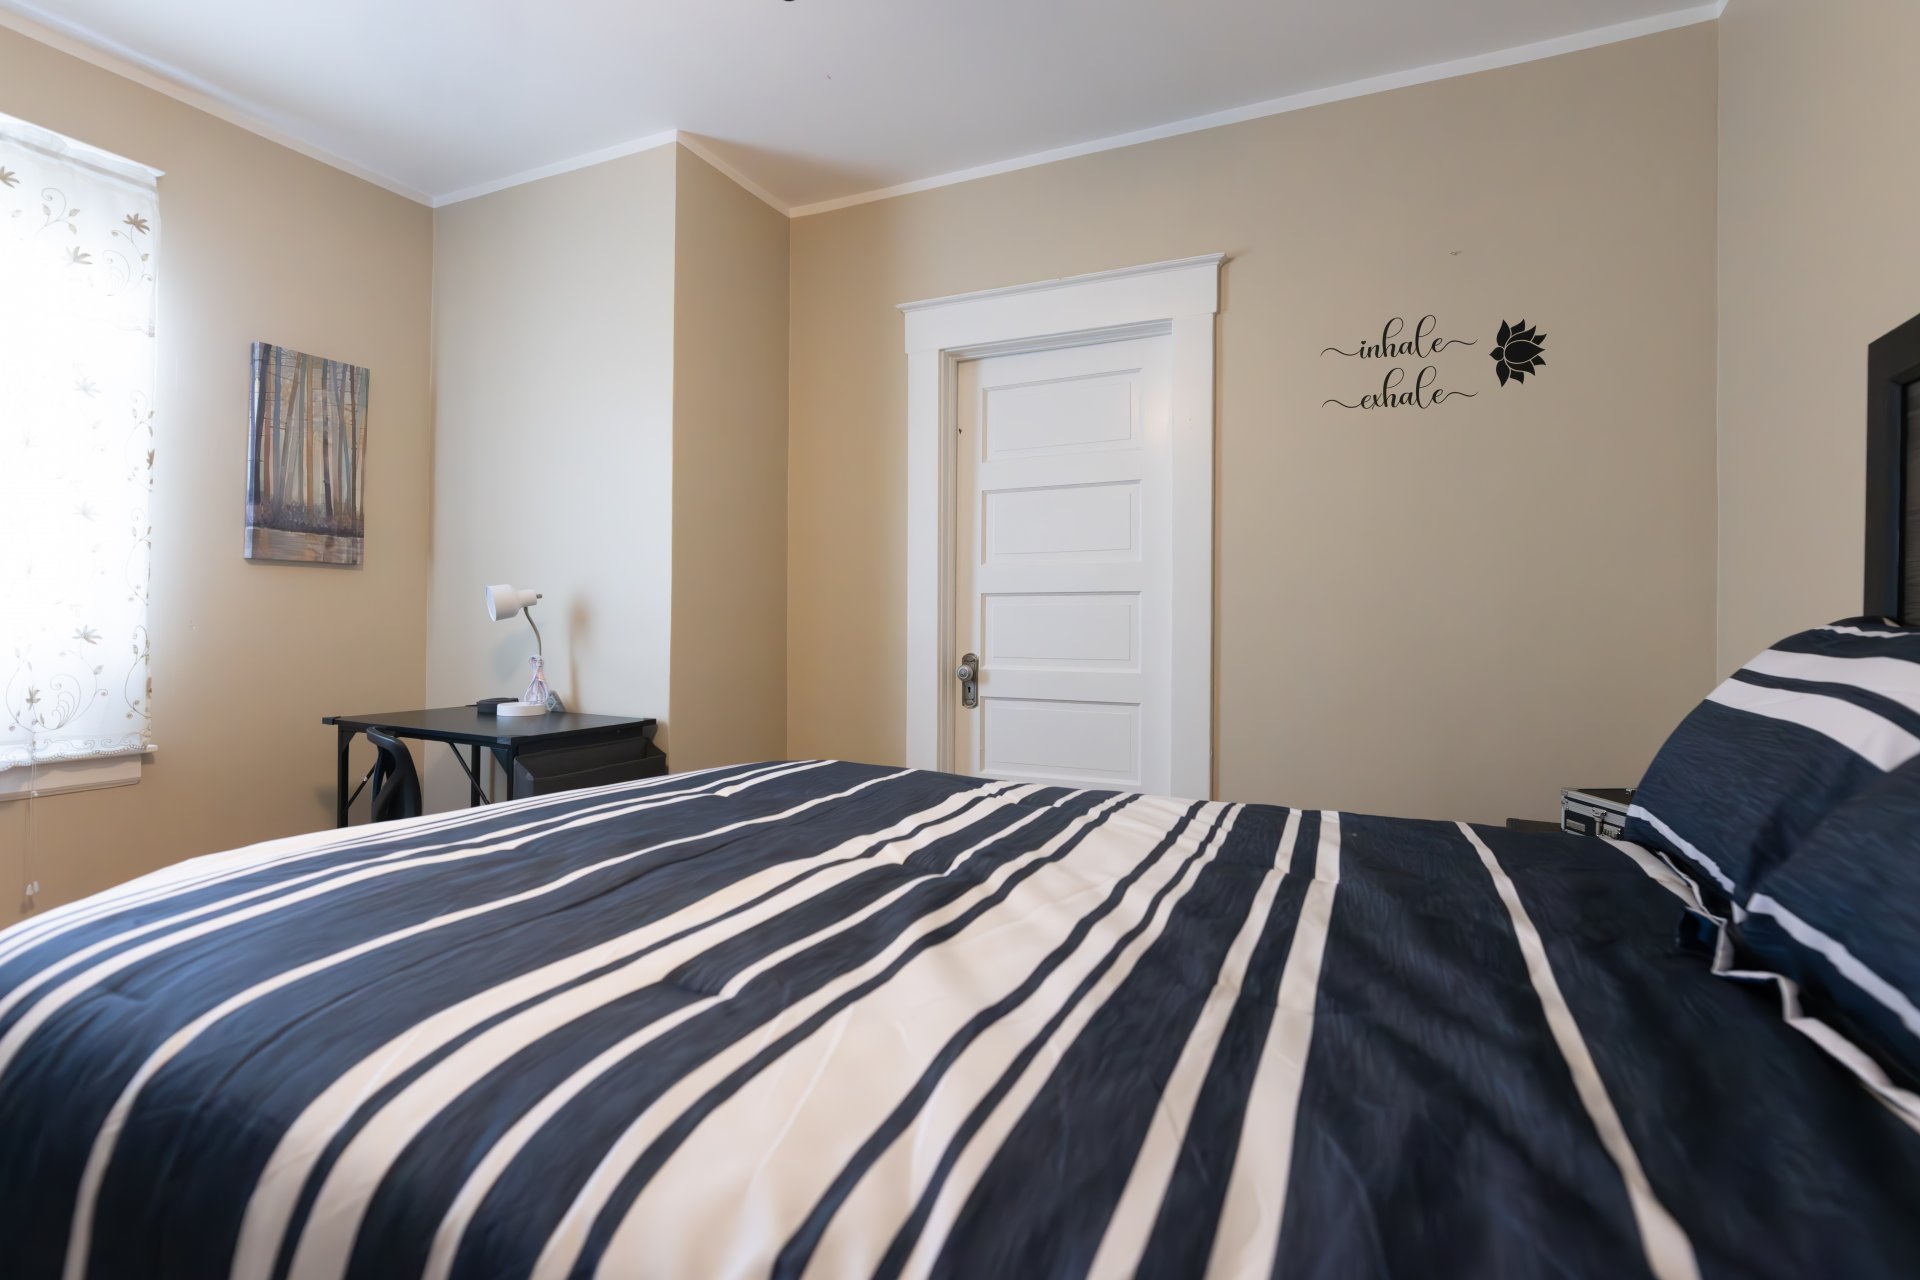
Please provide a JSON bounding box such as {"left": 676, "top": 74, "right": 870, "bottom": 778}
{"left": 1716, "top": 0, "right": 1920, "bottom": 672}
{"left": 425, "top": 145, "right": 678, "bottom": 804}
{"left": 668, "top": 147, "right": 790, "bottom": 770}
{"left": 0, "top": 14, "right": 1754, "bottom": 914}
{"left": 0, "top": 28, "right": 434, "bottom": 916}
{"left": 789, "top": 27, "right": 1720, "bottom": 823}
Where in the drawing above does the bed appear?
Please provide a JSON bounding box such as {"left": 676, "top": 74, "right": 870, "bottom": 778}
{"left": 1, "top": 759, "right": 1916, "bottom": 1280}
{"left": 6, "top": 325, "right": 1920, "bottom": 1279}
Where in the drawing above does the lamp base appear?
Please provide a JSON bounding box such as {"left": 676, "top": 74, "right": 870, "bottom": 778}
{"left": 495, "top": 701, "right": 548, "bottom": 717}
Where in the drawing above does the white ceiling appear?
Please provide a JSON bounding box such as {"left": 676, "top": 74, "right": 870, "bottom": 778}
{"left": 0, "top": 0, "right": 1721, "bottom": 213}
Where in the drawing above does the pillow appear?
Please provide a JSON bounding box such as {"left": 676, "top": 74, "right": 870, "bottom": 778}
{"left": 1622, "top": 618, "right": 1920, "bottom": 909}
{"left": 1731, "top": 754, "right": 1920, "bottom": 1095}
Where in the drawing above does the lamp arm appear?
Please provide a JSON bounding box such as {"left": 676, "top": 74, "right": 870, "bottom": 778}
{"left": 523, "top": 606, "right": 543, "bottom": 657}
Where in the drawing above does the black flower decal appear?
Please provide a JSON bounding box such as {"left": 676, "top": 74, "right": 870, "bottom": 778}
{"left": 1490, "top": 319, "right": 1547, "bottom": 386}
{"left": 0, "top": 167, "right": 17, "bottom": 187}
{"left": 123, "top": 212, "right": 149, "bottom": 233}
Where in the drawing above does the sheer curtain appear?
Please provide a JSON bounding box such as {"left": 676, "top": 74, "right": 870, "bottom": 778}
{"left": 0, "top": 113, "right": 159, "bottom": 772}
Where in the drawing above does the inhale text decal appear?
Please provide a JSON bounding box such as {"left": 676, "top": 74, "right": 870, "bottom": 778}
{"left": 1320, "top": 314, "right": 1479, "bottom": 410}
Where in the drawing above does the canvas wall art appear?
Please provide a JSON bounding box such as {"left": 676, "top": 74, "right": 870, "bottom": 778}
{"left": 244, "top": 342, "right": 370, "bottom": 564}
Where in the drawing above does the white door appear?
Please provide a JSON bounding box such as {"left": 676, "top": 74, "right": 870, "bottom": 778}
{"left": 952, "top": 334, "right": 1173, "bottom": 791}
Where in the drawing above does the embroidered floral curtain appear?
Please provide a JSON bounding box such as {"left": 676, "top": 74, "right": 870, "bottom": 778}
{"left": 0, "top": 113, "right": 159, "bottom": 771}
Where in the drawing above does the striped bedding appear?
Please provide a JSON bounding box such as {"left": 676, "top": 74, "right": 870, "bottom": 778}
{"left": 0, "top": 761, "right": 1915, "bottom": 1280}
{"left": 1623, "top": 619, "right": 1920, "bottom": 910}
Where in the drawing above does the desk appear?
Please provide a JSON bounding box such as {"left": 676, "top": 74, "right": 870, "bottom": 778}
{"left": 322, "top": 707, "right": 658, "bottom": 827}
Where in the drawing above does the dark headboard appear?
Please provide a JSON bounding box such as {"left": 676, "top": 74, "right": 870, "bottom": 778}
{"left": 1864, "top": 312, "right": 1920, "bottom": 623}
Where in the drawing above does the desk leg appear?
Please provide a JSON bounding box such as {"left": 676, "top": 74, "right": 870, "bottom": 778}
{"left": 335, "top": 726, "right": 352, "bottom": 829}
{"left": 492, "top": 746, "right": 516, "bottom": 803}
{"left": 469, "top": 745, "right": 484, "bottom": 807}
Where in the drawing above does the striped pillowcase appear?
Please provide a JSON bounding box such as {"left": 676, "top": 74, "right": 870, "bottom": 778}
{"left": 1733, "top": 756, "right": 1920, "bottom": 1090}
{"left": 1622, "top": 618, "right": 1920, "bottom": 908}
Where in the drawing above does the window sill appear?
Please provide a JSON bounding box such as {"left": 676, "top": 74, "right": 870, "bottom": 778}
{"left": 0, "top": 750, "right": 151, "bottom": 802}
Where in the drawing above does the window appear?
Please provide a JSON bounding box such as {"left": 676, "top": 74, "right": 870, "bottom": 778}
{"left": 0, "top": 113, "right": 159, "bottom": 790}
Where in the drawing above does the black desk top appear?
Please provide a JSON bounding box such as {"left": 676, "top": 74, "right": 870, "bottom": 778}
{"left": 323, "top": 706, "right": 656, "bottom": 749}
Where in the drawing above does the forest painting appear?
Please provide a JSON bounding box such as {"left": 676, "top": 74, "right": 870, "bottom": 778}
{"left": 244, "top": 343, "right": 370, "bottom": 565}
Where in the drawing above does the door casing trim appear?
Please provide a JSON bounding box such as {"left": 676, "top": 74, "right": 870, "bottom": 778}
{"left": 900, "top": 254, "right": 1223, "bottom": 797}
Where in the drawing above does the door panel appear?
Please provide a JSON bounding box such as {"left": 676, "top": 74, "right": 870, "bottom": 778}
{"left": 982, "top": 371, "right": 1140, "bottom": 458}
{"left": 982, "top": 482, "right": 1141, "bottom": 562}
{"left": 981, "top": 698, "right": 1141, "bottom": 788}
{"left": 982, "top": 593, "right": 1140, "bottom": 670}
{"left": 953, "top": 335, "right": 1172, "bottom": 791}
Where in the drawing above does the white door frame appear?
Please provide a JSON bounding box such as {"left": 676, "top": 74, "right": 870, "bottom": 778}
{"left": 899, "top": 253, "right": 1223, "bottom": 797}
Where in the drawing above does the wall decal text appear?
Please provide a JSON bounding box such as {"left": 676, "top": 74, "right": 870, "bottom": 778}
{"left": 1321, "top": 314, "right": 1475, "bottom": 361}
{"left": 1321, "top": 313, "right": 1478, "bottom": 411}
{"left": 1320, "top": 313, "right": 1547, "bottom": 411}
{"left": 1323, "top": 365, "right": 1476, "bottom": 411}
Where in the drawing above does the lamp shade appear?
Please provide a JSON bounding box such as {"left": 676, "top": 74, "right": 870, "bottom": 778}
{"left": 485, "top": 584, "right": 541, "bottom": 621}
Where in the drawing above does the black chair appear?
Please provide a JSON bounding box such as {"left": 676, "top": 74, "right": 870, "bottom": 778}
{"left": 366, "top": 728, "right": 423, "bottom": 823}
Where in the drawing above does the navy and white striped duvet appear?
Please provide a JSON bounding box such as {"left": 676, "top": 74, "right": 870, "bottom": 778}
{"left": 1, "top": 761, "right": 1915, "bottom": 1279}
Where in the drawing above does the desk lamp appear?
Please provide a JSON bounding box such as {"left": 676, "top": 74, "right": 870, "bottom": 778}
{"left": 486, "top": 584, "right": 553, "bottom": 716}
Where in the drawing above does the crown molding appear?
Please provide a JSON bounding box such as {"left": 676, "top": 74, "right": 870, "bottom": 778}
{"left": 3, "top": 0, "right": 1727, "bottom": 219}
{"left": 0, "top": 4, "right": 787, "bottom": 215}
{"left": 431, "top": 131, "right": 791, "bottom": 214}
{"left": 674, "top": 134, "right": 790, "bottom": 216}
{"left": 789, "top": 0, "right": 1728, "bottom": 217}
{"left": 430, "top": 130, "right": 680, "bottom": 207}
{"left": 0, "top": 1, "right": 432, "bottom": 204}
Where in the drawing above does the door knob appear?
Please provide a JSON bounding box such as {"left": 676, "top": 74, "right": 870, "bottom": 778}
{"left": 956, "top": 652, "right": 979, "bottom": 709}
